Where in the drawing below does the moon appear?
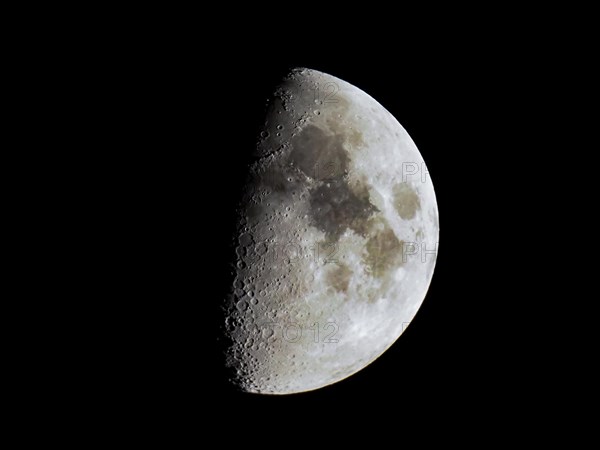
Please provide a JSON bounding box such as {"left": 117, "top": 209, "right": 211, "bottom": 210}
{"left": 223, "top": 68, "right": 439, "bottom": 394}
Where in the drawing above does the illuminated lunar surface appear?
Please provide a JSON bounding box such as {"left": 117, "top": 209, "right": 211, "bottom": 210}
{"left": 223, "top": 68, "right": 439, "bottom": 394}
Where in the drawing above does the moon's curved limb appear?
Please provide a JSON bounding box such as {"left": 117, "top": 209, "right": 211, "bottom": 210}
{"left": 223, "top": 68, "right": 439, "bottom": 394}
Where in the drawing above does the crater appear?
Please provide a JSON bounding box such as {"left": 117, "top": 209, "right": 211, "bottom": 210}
{"left": 393, "top": 183, "right": 420, "bottom": 220}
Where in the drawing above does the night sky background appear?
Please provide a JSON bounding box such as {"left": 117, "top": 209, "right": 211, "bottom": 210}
{"left": 109, "top": 36, "right": 550, "bottom": 433}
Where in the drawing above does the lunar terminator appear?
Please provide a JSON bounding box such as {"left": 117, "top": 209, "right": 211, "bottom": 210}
{"left": 223, "top": 68, "right": 439, "bottom": 394}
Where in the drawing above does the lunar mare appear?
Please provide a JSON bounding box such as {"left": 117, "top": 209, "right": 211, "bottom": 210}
{"left": 224, "top": 68, "right": 439, "bottom": 394}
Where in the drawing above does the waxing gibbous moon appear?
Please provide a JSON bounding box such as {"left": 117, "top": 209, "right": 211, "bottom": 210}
{"left": 223, "top": 68, "right": 439, "bottom": 394}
